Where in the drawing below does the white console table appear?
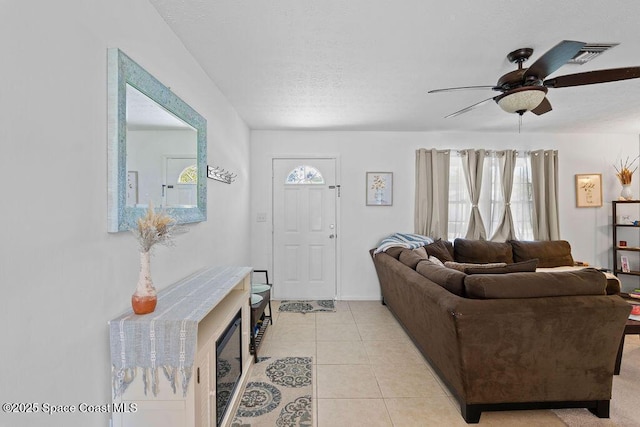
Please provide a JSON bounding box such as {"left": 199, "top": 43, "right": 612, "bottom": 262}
{"left": 109, "top": 266, "right": 252, "bottom": 427}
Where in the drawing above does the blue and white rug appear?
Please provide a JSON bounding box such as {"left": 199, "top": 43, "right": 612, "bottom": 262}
{"left": 232, "top": 356, "right": 313, "bottom": 427}
{"left": 278, "top": 300, "right": 335, "bottom": 314}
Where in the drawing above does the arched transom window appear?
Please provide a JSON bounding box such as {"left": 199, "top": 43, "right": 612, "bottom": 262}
{"left": 285, "top": 165, "right": 325, "bottom": 184}
{"left": 178, "top": 165, "right": 197, "bottom": 184}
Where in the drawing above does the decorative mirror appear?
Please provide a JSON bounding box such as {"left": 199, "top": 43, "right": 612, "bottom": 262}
{"left": 107, "top": 48, "right": 207, "bottom": 232}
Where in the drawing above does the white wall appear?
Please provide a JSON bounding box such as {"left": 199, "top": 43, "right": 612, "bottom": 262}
{"left": 0, "top": 2, "right": 250, "bottom": 426}
{"left": 250, "top": 130, "right": 640, "bottom": 299}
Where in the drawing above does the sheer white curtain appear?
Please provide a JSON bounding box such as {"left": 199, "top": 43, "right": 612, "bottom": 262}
{"left": 530, "top": 149, "right": 560, "bottom": 240}
{"left": 449, "top": 151, "right": 534, "bottom": 241}
{"left": 510, "top": 156, "right": 534, "bottom": 241}
{"left": 490, "top": 150, "right": 517, "bottom": 241}
{"left": 461, "top": 149, "right": 487, "bottom": 240}
{"left": 414, "top": 149, "right": 450, "bottom": 239}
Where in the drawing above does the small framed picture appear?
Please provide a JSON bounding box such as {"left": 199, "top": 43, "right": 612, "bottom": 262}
{"left": 575, "top": 174, "right": 602, "bottom": 207}
{"left": 621, "top": 255, "right": 630, "bottom": 273}
{"left": 366, "top": 172, "right": 393, "bottom": 206}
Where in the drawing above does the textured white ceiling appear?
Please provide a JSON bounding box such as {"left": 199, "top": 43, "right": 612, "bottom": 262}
{"left": 149, "top": 0, "right": 640, "bottom": 133}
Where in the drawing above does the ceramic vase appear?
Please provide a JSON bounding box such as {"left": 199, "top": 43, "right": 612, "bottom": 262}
{"left": 131, "top": 251, "right": 157, "bottom": 314}
{"left": 375, "top": 189, "right": 384, "bottom": 204}
{"left": 621, "top": 184, "right": 633, "bottom": 201}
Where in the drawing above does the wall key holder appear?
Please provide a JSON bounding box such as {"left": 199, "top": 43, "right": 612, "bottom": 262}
{"left": 207, "top": 165, "right": 237, "bottom": 184}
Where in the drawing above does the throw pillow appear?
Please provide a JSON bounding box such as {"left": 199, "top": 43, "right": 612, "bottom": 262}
{"left": 453, "top": 238, "right": 514, "bottom": 264}
{"left": 424, "top": 239, "right": 455, "bottom": 262}
{"left": 444, "top": 261, "right": 507, "bottom": 272}
{"left": 465, "top": 258, "right": 539, "bottom": 275}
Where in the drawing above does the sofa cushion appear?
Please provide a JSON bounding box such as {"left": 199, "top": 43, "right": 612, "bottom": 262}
{"left": 416, "top": 260, "right": 466, "bottom": 296}
{"left": 424, "top": 239, "right": 455, "bottom": 262}
{"left": 384, "top": 246, "right": 405, "bottom": 259}
{"left": 454, "top": 238, "right": 514, "bottom": 264}
{"left": 464, "top": 268, "right": 606, "bottom": 299}
{"left": 428, "top": 255, "right": 445, "bottom": 266}
{"left": 444, "top": 261, "right": 507, "bottom": 272}
{"left": 398, "top": 247, "right": 428, "bottom": 269}
{"left": 464, "top": 259, "right": 539, "bottom": 275}
{"left": 509, "top": 240, "right": 574, "bottom": 268}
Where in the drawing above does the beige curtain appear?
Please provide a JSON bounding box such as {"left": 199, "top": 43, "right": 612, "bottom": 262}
{"left": 490, "top": 150, "right": 517, "bottom": 241}
{"left": 415, "top": 149, "right": 450, "bottom": 239}
{"left": 461, "top": 149, "right": 487, "bottom": 240}
{"left": 530, "top": 149, "right": 560, "bottom": 240}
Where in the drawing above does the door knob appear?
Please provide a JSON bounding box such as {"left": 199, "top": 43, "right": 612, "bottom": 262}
{"left": 329, "top": 234, "right": 335, "bottom": 239}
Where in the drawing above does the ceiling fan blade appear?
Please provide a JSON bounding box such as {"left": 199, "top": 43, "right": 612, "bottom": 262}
{"left": 428, "top": 85, "right": 497, "bottom": 94}
{"left": 524, "top": 40, "right": 585, "bottom": 80}
{"left": 531, "top": 97, "right": 552, "bottom": 115}
{"left": 444, "top": 97, "right": 495, "bottom": 118}
{"left": 544, "top": 67, "right": 640, "bottom": 88}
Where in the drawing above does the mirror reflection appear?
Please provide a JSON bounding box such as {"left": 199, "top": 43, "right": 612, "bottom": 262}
{"left": 107, "top": 48, "right": 207, "bottom": 232}
{"left": 126, "top": 85, "right": 198, "bottom": 208}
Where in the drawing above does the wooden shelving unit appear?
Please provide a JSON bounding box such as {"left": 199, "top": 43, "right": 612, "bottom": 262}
{"left": 612, "top": 200, "right": 640, "bottom": 278}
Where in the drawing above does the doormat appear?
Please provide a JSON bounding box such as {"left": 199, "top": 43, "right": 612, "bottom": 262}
{"left": 278, "top": 300, "right": 335, "bottom": 314}
{"left": 231, "top": 356, "right": 313, "bottom": 427}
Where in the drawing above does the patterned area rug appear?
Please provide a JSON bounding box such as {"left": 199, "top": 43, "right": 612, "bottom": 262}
{"left": 231, "top": 356, "right": 313, "bottom": 427}
{"left": 278, "top": 300, "right": 335, "bottom": 313}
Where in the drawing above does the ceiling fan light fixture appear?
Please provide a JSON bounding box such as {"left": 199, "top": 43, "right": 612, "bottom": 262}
{"left": 495, "top": 86, "right": 548, "bottom": 114}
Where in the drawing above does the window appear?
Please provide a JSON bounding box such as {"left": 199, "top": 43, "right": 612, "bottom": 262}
{"left": 178, "top": 165, "right": 197, "bottom": 184}
{"left": 285, "top": 165, "right": 325, "bottom": 185}
{"left": 448, "top": 153, "right": 533, "bottom": 241}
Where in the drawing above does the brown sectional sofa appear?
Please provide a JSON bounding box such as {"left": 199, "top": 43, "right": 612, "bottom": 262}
{"left": 371, "top": 238, "right": 631, "bottom": 423}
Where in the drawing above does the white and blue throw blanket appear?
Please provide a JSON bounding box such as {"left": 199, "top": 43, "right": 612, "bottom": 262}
{"left": 374, "top": 233, "right": 434, "bottom": 255}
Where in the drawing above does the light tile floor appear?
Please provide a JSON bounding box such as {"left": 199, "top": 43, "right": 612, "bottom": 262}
{"left": 256, "top": 300, "right": 640, "bottom": 426}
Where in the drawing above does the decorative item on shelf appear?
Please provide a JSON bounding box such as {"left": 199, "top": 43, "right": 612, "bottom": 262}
{"left": 620, "top": 240, "right": 627, "bottom": 247}
{"left": 207, "top": 165, "right": 237, "bottom": 184}
{"left": 614, "top": 156, "right": 639, "bottom": 200}
{"left": 621, "top": 255, "right": 631, "bottom": 273}
{"left": 131, "top": 203, "right": 182, "bottom": 314}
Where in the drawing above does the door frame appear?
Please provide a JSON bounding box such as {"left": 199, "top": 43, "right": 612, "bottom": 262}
{"left": 270, "top": 155, "right": 342, "bottom": 300}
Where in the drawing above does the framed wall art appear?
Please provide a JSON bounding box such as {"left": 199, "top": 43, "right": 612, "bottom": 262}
{"left": 575, "top": 173, "right": 602, "bottom": 208}
{"left": 366, "top": 172, "right": 393, "bottom": 206}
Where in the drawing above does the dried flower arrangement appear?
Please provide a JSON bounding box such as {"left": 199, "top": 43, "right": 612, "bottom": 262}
{"left": 614, "top": 156, "right": 639, "bottom": 185}
{"left": 371, "top": 175, "right": 386, "bottom": 190}
{"left": 580, "top": 181, "right": 595, "bottom": 192}
{"left": 132, "top": 203, "right": 179, "bottom": 253}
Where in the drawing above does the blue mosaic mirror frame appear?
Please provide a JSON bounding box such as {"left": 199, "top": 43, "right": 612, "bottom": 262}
{"left": 107, "top": 48, "right": 207, "bottom": 232}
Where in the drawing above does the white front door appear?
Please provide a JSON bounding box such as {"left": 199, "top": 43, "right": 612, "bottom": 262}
{"left": 164, "top": 157, "right": 197, "bottom": 207}
{"left": 273, "top": 158, "right": 338, "bottom": 300}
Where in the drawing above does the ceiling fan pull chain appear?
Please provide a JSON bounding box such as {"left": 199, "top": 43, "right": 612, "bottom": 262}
{"left": 518, "top": 114, "right": 523, "bottom": 134}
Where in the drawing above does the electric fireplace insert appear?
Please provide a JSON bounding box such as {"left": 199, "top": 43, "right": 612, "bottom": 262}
{"left": 215, "top": 310, "right": 242, "bottom": 426}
